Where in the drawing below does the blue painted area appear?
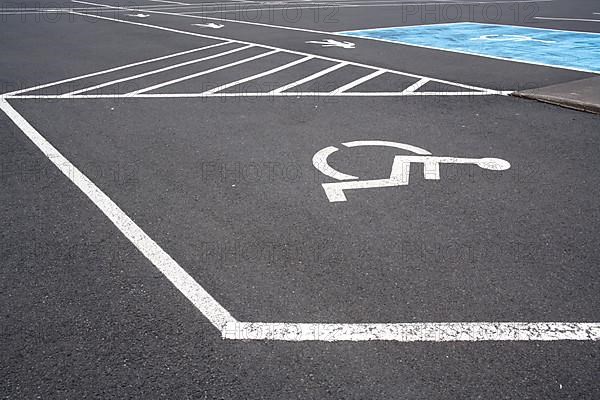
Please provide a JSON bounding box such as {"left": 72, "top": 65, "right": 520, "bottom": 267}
{"left": 340, "top": 23, "right": 600, "bottom": 73}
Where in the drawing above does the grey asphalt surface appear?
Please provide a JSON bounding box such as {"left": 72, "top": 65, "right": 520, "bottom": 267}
{"left": 1, "top": 0, "right": 600, "bottom": 398}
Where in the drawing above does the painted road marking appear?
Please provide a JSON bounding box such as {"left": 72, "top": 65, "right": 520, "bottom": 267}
{"left": 1, "top": 97, "right": 598, "bottom": 342}
{"left": 201, "top": 55, "right": 314, "bottom": 94}
{"left": 192, "top": 22, "right": 225, "bottom": 29}
{"left": 125, "top": 13, "right": 150, "bottom": 18}
{"left": 128, "top": 49, "right": 280, "bottom": 95}
{"left": 305, "top": 39, "right": 356, "bottom": 49}
{"left": 330, "top": 70, "right": 386, "bottom": 94}
{"left": 2, "top": 45, "right": 231, "bottom": 97}
{"left": 535, "top": 16, "right": 600, "bottom": 24}
{"left": 62, "top": 42, "right": 238, "bottom": 96}
{"left": 5, "top": 11, "right": 506, "bottom": 98}
{"left": 313, "top": 140, "right": 510, "bottom": 202}
{"left": 148, "top": 0, "right": 190, "bottom": 5}
{"left": 339, "top": 22, "right": 600, "bottom": 73}
{"left": 71, "top": 0, "right": 555, "bottom": 44}
{"left": 65, "top": 6, "right": 506, "bottom": 94}
{"left": 269, "top": 62, "right": 348, "bottom": 94}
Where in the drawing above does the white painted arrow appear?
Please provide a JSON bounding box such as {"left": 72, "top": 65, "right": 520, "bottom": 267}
{"left": 191, "top": 22, "right": 224, "bottom": 29}
{"left": 306, "top": 39, "right": 355, "bottom": 49}
{"left": 125, "top": 13, "right": 150, "bottom": 18}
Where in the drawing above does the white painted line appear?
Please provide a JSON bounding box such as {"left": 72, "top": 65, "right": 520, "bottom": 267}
{"left": 53, "top": 10, "right": 502, "bottom": 95}
{"left": 6, "top": 91, "right": 510, "bottom": 99}
{"left": 269, "top": 63, "right": 348, "bottom": 94}
{"left": 71, "top": 0, "right": 553, "bottom": 42}
{"left": 2, "top": 44, "right": 229, "bottom": 97}
{"left": 148, "top": 0, "right": 190, "bottom": 5}
{"left": 401, "top": 77, "right": 430, "bottom": 94}
{"left": 202, "top": 56, "right": 313, "bottom": 94}
{"left": 223, "top": 322, "right": 600, "bottom": 342}
{"left": 330, "top": 70, "right": 386, "bottom": 94}
{"left": 129, "top": 49, "right": 280, "bottom": 95}
{"left": 0, "top": 97, "right": 237, "bottom": 333}
{"left": 63, "top": 43, "right": 246, "bottom": 96}
{"left": 2, "top": 86, "right": 597, "bottom": 343}
{"left": 179, "top": 0, "right": 555, "bottom": 17}
{"left": 535, "top": 16, "right": 600, "bottom": 23}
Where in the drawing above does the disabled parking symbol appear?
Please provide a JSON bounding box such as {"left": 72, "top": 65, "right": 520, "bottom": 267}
{"left": 312, "top": 140, "right": 510, "bottom": 202}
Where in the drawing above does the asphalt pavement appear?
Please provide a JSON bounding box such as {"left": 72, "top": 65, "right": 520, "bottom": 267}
{"left": 1, "top": 0, "right": 599, "bottom": 398}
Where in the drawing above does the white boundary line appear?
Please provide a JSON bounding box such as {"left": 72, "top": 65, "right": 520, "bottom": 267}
{"left": 1, "top": 95, "right": 598, "bottom": 342}
{"left": 535, "top": 16, "right": 600, "bottom": 23}
{"left": 0, "top": 97, "right": 236, "bottom": 330}
{"left": 5, "top": 91, "right": 512, "bottom": 99}
{"left": 340, "top": 20, "right": 600, "bottom": 35}
{"left": 223, "top": 322, "right": 600, "bottom": 341}
{"left": 148, "top": 0, "right": 191, "bottom": 5}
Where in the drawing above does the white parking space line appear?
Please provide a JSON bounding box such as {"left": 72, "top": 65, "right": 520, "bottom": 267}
{"left": 6, "top": 91, "right": 512, "bottom": 99}
{"left": 129, "top": 49, "right": 280, "bottom": 95}
{"left": 63, "top": 41, "right": 239, "bottom": 96}
{"left": 202, "top": 55, "right": 313, "bottom": 94}
{"left": 0, "top": 98, "right": 237, "bottom": 332}
{"left": 1, "top": 96, "right": 599, "bottom": 342}
{"left": 269, "top": 62, "right": 347, "bottom": 94}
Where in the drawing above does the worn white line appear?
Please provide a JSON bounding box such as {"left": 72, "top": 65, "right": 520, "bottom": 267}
{"left": 330, "top": 70, "right": 386, "bottom": 94}
{"left": 269, "top": 63, "right": 348, "bottom": 94}
{"left": 0, "top": 97, "right": 237, "bottom": 332}
{"left": 2, "top": 44, "right": 229, "bottom": 97}
{"left": 129, "top": 49, "right": 280, "bottom": 95}
{"left": 180, "top": 0, "right": 555, "bottom": 18}
{"left": 223, "top": 322, "right": 600, "bottom": 342}
{"left": 401, "top": 77, "right": 430, "bottom": 94}
{"left": 148, "top": 0, "right": 190, "bottom": 5}
{"left": 5, "top": 90, "right": 510, "bottom": 99}
{"left": 203, "top": 55, "right": 313, "bottom": 94}
{"left": 63, "top": 42, "right": 246, "bottom": 96}
{"left": 535, "top": 16, "right": 600, "bottom": 23}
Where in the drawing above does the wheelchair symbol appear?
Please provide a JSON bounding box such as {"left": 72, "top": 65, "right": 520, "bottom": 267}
{"left": 312, "top": 140, "right": 511, "bottom": 202}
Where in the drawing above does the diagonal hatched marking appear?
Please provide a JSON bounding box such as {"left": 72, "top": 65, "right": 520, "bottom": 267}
{"left": 129, "top": 49, "right": 281, "bottom": 95}
{"left": 64, "top": 42, "right": 245, "bottom": 96}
